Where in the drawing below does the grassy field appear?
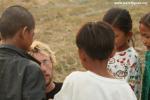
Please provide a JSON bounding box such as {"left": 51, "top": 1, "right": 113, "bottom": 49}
{"left": 0, "top": 0, "right": 149, "bottom": 81}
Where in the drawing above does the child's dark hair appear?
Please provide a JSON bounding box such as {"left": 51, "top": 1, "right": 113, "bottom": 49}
{"left": 76, "top": 21, "right": 115, "bottom": 60}
{"left": 103, "top": 8, "right": 132, "bottom": 34}
{"left": 140, "top": 12, "right": 150, "bottom": 28}
{"left": 0, "top": 5, "right": 35, "bottom": 39}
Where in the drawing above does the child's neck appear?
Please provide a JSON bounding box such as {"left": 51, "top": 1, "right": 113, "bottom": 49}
{"left": 117, "top": 44, "right": 130, "bottom": 52}
{"left": 1, "top": 38, "right": 28, "bottom": 51}
{"left": 87, "top": 60, "right": 114, "bottom": 79}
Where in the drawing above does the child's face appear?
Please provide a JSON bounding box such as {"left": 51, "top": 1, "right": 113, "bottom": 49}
{"left": 139, "top": 24, "right": 150, "bottom": 50}
{"left": 112, "top": 27, "right": 129, "bottom": 51}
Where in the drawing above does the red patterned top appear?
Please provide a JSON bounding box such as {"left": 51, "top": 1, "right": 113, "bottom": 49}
{"left": 107, "top": 47, "right": 142, "bottom": 99}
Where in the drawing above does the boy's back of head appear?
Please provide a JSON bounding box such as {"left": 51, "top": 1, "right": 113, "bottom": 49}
{"left": 0, "top": 5, "right": 35, "bottom": 39}
{"left": 76, "top": 21, "right": 115, "bottom": 60}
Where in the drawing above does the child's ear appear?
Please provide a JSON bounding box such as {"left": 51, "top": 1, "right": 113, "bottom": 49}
{"left": 78, "top": 49, "right": 86, "bottom": 62}
{"left": 22, "top": 26, "right": 28, "bottom": 35}
{"left": 128, "top": 31, "right": 133, "bottom": 38}
{"left": 20, "top": 26, "right": 28, "bottom": 39}
{"left": 139, "top": 24, "right": 143, "bottom": 32}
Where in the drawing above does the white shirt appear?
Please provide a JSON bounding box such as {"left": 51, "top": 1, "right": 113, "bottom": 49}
{"left": 54, "top": 71, "right": 137, "bottom": 100}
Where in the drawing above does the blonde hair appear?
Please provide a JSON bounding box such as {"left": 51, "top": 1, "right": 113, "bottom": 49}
{"left": 29, "top": 40, "right": 56, "bottom": 65}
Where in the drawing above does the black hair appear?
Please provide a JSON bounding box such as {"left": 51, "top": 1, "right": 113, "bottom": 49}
{"left": 76, "top": 21, "right": 115, "bottom": 60}
{"left": 140, "top": 12, "right": 150, "bottom": 28}
{"left": 103, "top": 8, "right": 132, "bottom": 34}
{"left": 0, "top": 5, "right": 35, "bottom": 39}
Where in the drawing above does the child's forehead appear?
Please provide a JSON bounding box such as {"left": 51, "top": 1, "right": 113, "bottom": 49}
{"left": 112, "top": 27, "right": 125, "bottom": 35}
{"left": 140, "top": 24, "right": 150, "bottom": 33}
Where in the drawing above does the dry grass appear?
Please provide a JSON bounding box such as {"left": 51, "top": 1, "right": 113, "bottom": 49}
{"left": 0, "top": 0, "right": 150, "bottom": 81}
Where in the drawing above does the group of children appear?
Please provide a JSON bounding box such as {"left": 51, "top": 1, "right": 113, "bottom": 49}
{"left": 0, "top": 5, "right": 149, "bottom": 100}
{"left": 53, "top": 8, "right": 150, "bottom": 100}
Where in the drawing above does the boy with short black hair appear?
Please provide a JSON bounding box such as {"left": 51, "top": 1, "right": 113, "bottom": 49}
{"left": 54, "top": 21, "right": 137, "bottom": 100}
{"left": 0, "top": 5, "right": 46, "bottom": 100}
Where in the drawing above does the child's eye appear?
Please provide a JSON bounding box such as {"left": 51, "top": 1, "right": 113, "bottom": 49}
{"left": 141, "top": 33, "right": 150, "bottom": 39}
{"left": 146, "top": 36, "right": 150, "bottom": 39}
{"left": 143, "top": 34, "right": 150, "bottom": 39}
